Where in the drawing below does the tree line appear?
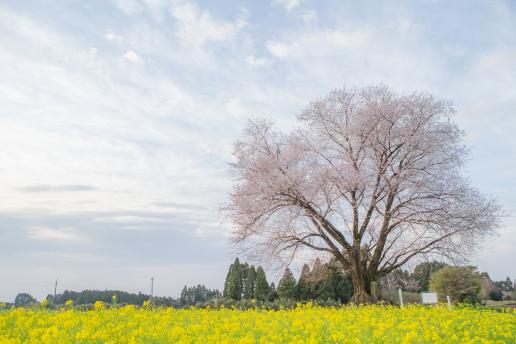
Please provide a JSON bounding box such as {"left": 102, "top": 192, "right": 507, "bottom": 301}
{"left": 7, "top": 258, "right": 515, "bottom": 308}
{"left": 222, "top": 258, "right": 516, "bottom": 305}
{"left": 179, "top": 285, "right": 221, "bottom": 306}
{"left": 223, "top": 257, "right": 352, "bottom": 303}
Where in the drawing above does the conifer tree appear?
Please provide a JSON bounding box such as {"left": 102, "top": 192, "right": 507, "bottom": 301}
{"left": 296, "top": 276, "right": 310, "bottom": 300}
{"left": 223, "top": 263, "right": 233, "bottom": 298}
{"left": 277, "top": 268, "right": 297, "bottom": 299}
{"left": 244, "top": 265, "right": 256, "bottom": 299}
{"left": 318, "top": 261, "right": 352, "bottom": 302}
{"left": 254, "top": 266, "right": 270, "bottom": 301}
{"left": 226, "top": 258, "right": 243, "bottom": 300}
{"left": 240, "top": 263, "right": 249, "bottom": 298}
{"left": 269, "top": 282, "right": 278, "bottom": 301}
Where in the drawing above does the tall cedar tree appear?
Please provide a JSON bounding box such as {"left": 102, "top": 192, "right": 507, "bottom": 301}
{"left": 223, "top": 263, "right": 233, "bottom": 298}
{"left": 254, "top": 266, "right": 270, "bottom": 301}
{"left": 226, "top": 258, "right": 243, "bottom": 300}
{"left": 244, "top": 265, "right": 257, "bottom": 299}
{"left": 318, "top": 260, "right": 352, "bottom": 302}
{"left": 277, "top": 268, "right": 297, "bottom": 299}
{"left": 269, "top": 282, "right": 278, "bottom": 301}
{"left": 240, "top": 263, "right": 249, "bottom": 297}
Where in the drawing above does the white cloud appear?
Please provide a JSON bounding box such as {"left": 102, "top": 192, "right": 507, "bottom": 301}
{"left": 141, "top": 0, "right": 168, "bottom": 18}
{"left": 274, "top": 0, "right": 301, "bottom": 12}
{"left": 28, "top": 227, "right": 82, "bottom": 241}
{"left": 123, "top": 50, "right": 143, "bottom": 63}
{"left": 266, "top": 29, "right": 370, "bottom": 62}
{"left": 266, "top": 29, "right": 369, "bottom": 61}
{"left": 112, "top": 0, "right": 143, "bottom": 16}
{"left": 245, "top": 55, "right": 271, "bottom": 66}
{"left": 467, "top": 49, "right": 516, "bottom": 101}
{"left": 265, "top": 40, "right": 292, "bottom": 59}
{"left": 105, "top": 30, "right": 123, "bottom": 41}
{"left": 171, "top": 1, "right": 248, "bottom": 47}
{"left": 300, "top": 10, "right": 317, "bottom": 23}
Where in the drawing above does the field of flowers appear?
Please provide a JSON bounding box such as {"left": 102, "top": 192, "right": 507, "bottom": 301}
{"left": 0, "top": 303, "right": 514, "bottom": 343}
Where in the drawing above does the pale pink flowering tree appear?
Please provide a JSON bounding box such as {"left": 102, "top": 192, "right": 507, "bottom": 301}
{"left": 225, "top": 85, "right": 500, "bottom": 304}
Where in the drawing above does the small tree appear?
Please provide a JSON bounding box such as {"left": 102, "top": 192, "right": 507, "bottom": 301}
{"left": 382, "top": 269, "right": 420, "bottom": 292}
{"left": 488, "top": 289, "right": 503, "bottom": 301}
{"left": 429, "top": 266, "right": 481, "bottom": 304}
{"left": 14, "top": 293, "right": 37, "bottom": 307}
{"left": 495, "top": 277, "right": 515, "bottom": 293}
{"left": 277, "top": 268, "right": 297, "bottom": 299}
{"left": 412, "top": 261, "right": 448, "bottom": 292}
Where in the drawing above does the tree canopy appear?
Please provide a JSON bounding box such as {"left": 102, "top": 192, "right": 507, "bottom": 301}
{"left": 412, "top": 261, "right": 448, "bottom": 292}
{"left": 429, "top": 266, "right": 482, "bottom": 303}
{"left": 14, "top": 293, "right": 37, "bottom": 307}
{"left": 226, "top": 85, "right": 500, "bottom": 303}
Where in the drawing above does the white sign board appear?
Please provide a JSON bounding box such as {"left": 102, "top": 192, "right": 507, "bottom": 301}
{"left": 421, "top": 292, "right": 438, "bottom": 304}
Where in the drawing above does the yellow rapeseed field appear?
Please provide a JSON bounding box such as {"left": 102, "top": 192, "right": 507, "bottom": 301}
{"left": 0, "top": 303, "right": 514, "bottom": 343}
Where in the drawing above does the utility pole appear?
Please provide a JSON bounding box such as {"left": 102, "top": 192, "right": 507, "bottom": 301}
{"left": 150, "top": 277, "right": 154, "bottom": 304}
{"left": 53, "top": 280, "right": 58, "bottom": 308}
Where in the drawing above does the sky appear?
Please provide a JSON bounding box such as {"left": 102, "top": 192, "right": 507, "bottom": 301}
{"left": 0, "top": 0, "right": 515, "bottom": 302}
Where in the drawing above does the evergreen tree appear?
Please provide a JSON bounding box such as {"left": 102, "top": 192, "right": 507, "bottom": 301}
{"left": 296, "top": 264, "right": 312, "bottom": 300}
{"left": 180, "top": 286, "right": 189, "bottom": 305}
{"left": 241, "top": 263, "right": 249, "bottom": 294}
{"left": 495, "top": 277, "right": 515, "bottom": 292}
{"left": 243, "top": 265, "right": 256, "bottom": 299}
{"left": 412, "top": 261, "right": 448, "bottom": 292}
{"left": 226, "top": 258, "right": 243, "bottom": 300}
{"left": 180, "top": 285, "right": 221, "bottom": 306}
{"left": 14, "top": 293, "right": 37, "bottom": 307}
{"left": 296, "top": 276, "right": 310, "bottom": 300}
{"left": 318, "top": 261, "right": 352, "bottom": 302}
{"left": 277, "top": 268, "right": 297, "bottom": 299}
{"left": 223, "top": 263, "right": 233, "bottom": 298}
{"left": 254, "top": 266, "right": 270, "bottom": 301}
{"left": 269, "top": 282, "right": 278, "bottom": 301}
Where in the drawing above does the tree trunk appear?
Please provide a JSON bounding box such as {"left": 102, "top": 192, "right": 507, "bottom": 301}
{"left": 350, "top": 270, "right": 374, "bottom": 304}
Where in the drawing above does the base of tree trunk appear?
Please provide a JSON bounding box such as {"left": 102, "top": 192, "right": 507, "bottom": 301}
{"left": 350, "top": 291, "right": 375, "bottom": 305}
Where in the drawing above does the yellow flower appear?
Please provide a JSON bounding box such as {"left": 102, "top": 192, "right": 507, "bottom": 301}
{"left": 93, "top": 300, "right": 105, "bottom": 310}
{"left": 0, "top": 303, "right": 514, "bottom": 343}
{"left": 142, "top": 300, "right": 152, "bottom": 309}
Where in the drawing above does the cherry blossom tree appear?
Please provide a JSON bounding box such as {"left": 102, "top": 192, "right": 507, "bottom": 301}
{"left": 225, "top": 85, "right": 500, "bottom": 304}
